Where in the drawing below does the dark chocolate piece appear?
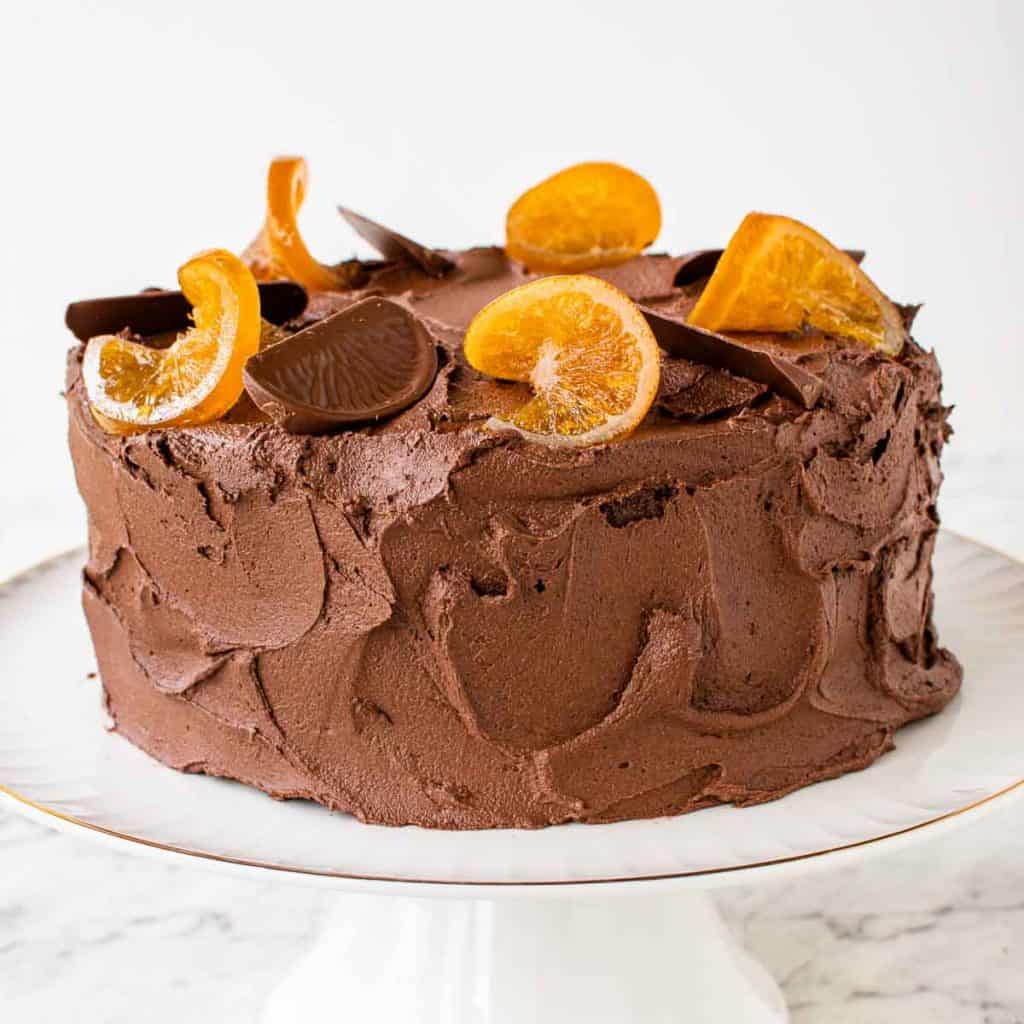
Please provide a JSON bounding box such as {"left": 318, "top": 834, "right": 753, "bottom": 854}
{"left": 674, "top": 248, "right": 865, "bottom": 288}
{"left": 640, "top": 306, "right": 823, "bottom": 409}
{"left": 673, "top": 250, "right": 726, "bottom": 288}
{"left": 243, "top": 297, "right": 438, "bottom": 433}
{"left": 65, "top": 282, "right": 308, "bottom": 341}
{"left": 338, "top": 206, "right": 454, "bottom": 278}
{"left": 897, "top": 302, "right": 923, "bottom": 332}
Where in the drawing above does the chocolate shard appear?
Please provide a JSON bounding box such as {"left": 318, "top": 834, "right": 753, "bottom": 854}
{"left": 897, "top": 302, "right": 923, "bottom": 332}
{"left": 673, "top": 250, "right": 725, "bottom": 288}
{"left": 65, "top": 282, "right": 308, "bottom": 341}
{"left": 674, "top": 248, "right": 865, "bottom": 288}
{"left": 243, "top": 297, "right": 439, "bottom": 434}
{"left": 338, "top": 206, "right": 454, "bottom": 278}
{"left": 640, "top": 306, "right": 823, "bottom": 409}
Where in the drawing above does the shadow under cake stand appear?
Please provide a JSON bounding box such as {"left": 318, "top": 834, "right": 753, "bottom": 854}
{"left": 1, "top": 532, "right": 1022, "bottom": 1022}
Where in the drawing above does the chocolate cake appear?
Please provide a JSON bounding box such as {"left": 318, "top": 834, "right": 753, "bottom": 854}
{"left": 65, "top": 239, "right": 962, "bottom": 829}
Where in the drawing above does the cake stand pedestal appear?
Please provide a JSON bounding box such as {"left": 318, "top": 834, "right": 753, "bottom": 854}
{"left": 2, "top": 532, "right": 1022, "bottom": 1023}
{"left": 261, "top": 890, "right": 786, "bottom": 1023}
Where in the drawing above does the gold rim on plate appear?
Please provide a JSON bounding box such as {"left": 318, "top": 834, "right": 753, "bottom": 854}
{"left": 0, "top": 777, "right": 1021, "bottom": 888}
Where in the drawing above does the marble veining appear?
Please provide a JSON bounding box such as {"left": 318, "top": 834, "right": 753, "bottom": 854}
{"left": 0, "top": 796, "right": 1021, "bottom": 1022}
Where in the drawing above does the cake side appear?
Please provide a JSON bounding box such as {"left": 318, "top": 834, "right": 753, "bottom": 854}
{"left": 66, "top": 249, "right": 962, "bottom": 828}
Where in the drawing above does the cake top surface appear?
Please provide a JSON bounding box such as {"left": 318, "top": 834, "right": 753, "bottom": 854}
{"left": 67, "top": 244, "right": 920, "bottom": 440}
{"left": 67, "top": 157, "right": 919, "bottom": 452}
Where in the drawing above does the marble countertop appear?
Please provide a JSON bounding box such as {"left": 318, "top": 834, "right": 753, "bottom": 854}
{"left": 1, "top": 448, "right": 1022, "bottom": 1023}
{"left": 1, "top": 795, "right": 1021, "bottom": 1023}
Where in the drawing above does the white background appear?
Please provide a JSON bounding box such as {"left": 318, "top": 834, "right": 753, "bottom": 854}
{"left": 1, "top": 0, "right": 1022, "bottom": 579}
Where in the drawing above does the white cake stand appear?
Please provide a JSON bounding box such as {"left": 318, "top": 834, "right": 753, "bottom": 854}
{"left": 2, "top": 532, "right": 1022, "bottom": 1023}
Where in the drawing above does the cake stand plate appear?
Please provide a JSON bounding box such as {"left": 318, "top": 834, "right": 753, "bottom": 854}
{"left": 1, "top": 531, "right": 1022, "bottom": 1022}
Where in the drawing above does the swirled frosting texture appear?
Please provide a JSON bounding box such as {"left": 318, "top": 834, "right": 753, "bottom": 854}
{"left": 66, "top": 249, "right": 961, "bottom": 828}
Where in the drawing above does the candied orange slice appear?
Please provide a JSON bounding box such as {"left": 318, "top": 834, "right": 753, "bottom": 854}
{"left": 463, "top": 275, "right": 660, "bottom": 447}
{"left": 243, "top": 156, "right": 349, "bottom": 292}
{"left": 505, "top": 162, "right": 662, "bottom": 272}
{"left": 689, "top": 213, "right": 906, "bottom": 354}
{"left": 82, "top": 249, "right": 260, "bottom": 434}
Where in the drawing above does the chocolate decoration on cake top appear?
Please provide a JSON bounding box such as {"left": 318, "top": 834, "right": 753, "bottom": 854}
{"left": 897, "top": 302, "right": 923, "bottom": 331}
{"left": 640, "top": 307, "right": 824, "bottom": 409}
{"left": 242, "top": 297, "right": 439, "bottom": 434}
{"left": 65, "top": 281, "right": 308, "bottom": 342}
{"left": 339, "top": 206, "right": 454, "bottom": 278}
{"left": 673, "top": 250, "right": 727, "bottom": 288}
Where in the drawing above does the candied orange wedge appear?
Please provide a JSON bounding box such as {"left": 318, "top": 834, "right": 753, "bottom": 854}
{"left": 505, "top": 162, "right": 662, "bottom": 272}
{"left": 243, "top": 156, "right": 350, "bottom": 292}
{"left": 689, "top": 213, "right": 906, "bottom": 355}
{"left": 82, "top": 249, "right": 260, "bottom": 434}
{"left": 463, "top": 275, "right": 660, "bottom": 447}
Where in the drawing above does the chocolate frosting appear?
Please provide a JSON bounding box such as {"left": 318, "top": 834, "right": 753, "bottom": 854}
{"left": 66, "top": 248, "right": 961, "bottom": 829}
